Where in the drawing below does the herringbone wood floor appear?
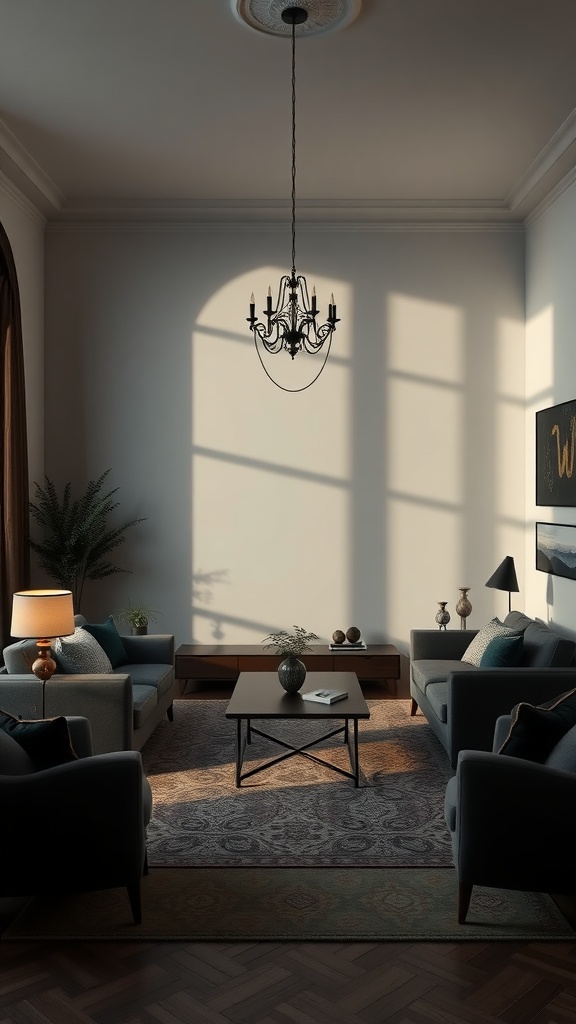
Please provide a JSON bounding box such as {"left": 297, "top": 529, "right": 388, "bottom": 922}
{"left": 1, "top": 938, "right": 576, "bottom": 1023}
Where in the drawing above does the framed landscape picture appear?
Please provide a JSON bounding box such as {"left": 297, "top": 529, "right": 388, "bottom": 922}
{"left": 536, "top": 399, "right": 576, "bottom": 506}
{"left": 536, "top": 522, "right": 576, "bottom": 581}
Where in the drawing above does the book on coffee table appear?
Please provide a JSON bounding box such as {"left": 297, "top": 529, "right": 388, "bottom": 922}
{"left": 329, "top": 642, "right": 367, "bottom": 651}
{"left": 302, "top": 688, "right": 348, "bottom": 704}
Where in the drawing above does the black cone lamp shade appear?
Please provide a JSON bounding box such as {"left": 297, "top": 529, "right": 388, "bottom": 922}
{"left": 485, "top": 556, "right": 519, "bottom": 613}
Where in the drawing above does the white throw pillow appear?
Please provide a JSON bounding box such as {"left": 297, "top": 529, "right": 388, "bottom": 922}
{"left": 461, "top": 617, "right": 522, "bottom": 667}
{"left": 54, "top": 626, "right": 112, "bottom": 674}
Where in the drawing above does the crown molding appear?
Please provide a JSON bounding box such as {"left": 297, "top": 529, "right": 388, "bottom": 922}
{"left": 46, "top": 219, "right": 523, "bottom": 235}
{"left": 506, "top": 107, "right": 576, "bottom": 211}
{"left": 2, "top": 107, "right": 576, "bottom": 227}
{"left": 524, "top": 163, "right": 576, "bottom": 228}
{"left": 0, "top": 118, "right": 63, "bottom": 216}
{"left": 0, "top": 169, "right": 47, "bottom": 227}
{"left": 51, "top": 196, "right": 519, "bottom": 226}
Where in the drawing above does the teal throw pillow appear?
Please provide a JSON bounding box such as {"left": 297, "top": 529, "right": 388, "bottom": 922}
{"left": 83, "top": 616, "right": 127, "bottom": 668}
{"left": 479, "top": 633, "right": 524, "bottom": 668}
{"left": 498, "top": 688, "right": 576, "bottom": 763}
{"left": 0, "top": 709, "right": 78, "bottom": 771}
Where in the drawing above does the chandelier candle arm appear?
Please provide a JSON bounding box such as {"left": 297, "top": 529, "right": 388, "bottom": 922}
{"left": 246, "top": 5, "right": 339, "bottom": 390}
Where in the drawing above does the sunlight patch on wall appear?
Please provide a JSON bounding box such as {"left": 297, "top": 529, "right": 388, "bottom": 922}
{"left": 387, "top": 293, "right": 463, "bottom": 383}
{"left": 525, "top": 304, "right": 554, "bottom": 407}
{"left": 493, "top": 315, "right": 526, "bottom": 543}
{"left": 385, "top": 292, "right": 464, "bottom": 633}
{"left": 386, "top": 500, "right": 461, "bottom": 639}
{"left": 190, "top": 268, "right": 351, "bottom": 643}
{"left": 387, "top": 379, "right": 463, "bottom": 504}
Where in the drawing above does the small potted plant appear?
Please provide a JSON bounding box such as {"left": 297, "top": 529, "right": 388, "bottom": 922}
{"left": 117, "top": 601, "right": 160, "bottom": 636}
{"left": 262, "top": 625, "right": 319, "bottom": 692}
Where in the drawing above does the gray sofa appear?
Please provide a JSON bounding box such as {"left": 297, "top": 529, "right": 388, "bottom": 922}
{"left": 1, "top": 626, "right": 178, "bottom": 755}
{"left": 410, "top": 611, "right": 576, "bottom": 767}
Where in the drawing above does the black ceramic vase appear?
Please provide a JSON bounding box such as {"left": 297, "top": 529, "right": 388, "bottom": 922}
{"left": 278, "top": 656, "right": 307, "bottom": 692}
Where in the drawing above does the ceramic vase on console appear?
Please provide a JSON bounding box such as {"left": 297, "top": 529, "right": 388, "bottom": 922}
{"left": 435, "top": 602, "right": 450, "bottom": 630}
{"left": 456, "top": 587, "right": 472, "bottom": 630}
{"left": 278, "top": 656, "right": 307, "bottom": 692}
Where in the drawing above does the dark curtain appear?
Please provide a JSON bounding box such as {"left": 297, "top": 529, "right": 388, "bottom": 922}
{"left": 0, "top": 220, "right": 30, "bottom": 651}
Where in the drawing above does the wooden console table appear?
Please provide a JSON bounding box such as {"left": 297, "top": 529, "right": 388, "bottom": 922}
{"left": 175, "top": 644, "right": 401, "bottom": 698}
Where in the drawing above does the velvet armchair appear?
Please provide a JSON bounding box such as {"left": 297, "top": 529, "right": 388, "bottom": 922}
{"left": 444, "top": 709, "right": 576, "bottom": 924}
{"left": 0, "top": 715, "right": 152, "bottom": 925}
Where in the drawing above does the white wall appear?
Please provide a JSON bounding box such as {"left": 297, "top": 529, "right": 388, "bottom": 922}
{"left": 0, "top": 177, "right": 45, "bottom": 485}
{"left": 44, "top": 222, "right": 525, "bottom": 651}
{"left": 526, "top": 177, "right": 576, "bottom": 639}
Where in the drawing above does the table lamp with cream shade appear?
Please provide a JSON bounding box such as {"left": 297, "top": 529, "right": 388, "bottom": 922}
{"left": 10, "top": 590, "right": 75, "bottom": 680}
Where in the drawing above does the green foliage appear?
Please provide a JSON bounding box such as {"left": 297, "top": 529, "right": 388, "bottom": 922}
{"left": 29, "top": 470, "right": 145, "bottom": 611}
{"left": 117, "top": 601, "right": 160, "bottom": 629}
{"left": 262, "top": 625, "right": 320, "bottom": 657}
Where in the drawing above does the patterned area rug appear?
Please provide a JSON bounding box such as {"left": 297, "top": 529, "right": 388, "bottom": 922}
{"left": 4, "top": 868, "right": 573, "bottom": 942}
{"left": 141, "top": 699, "right": 455, "bottom": 867}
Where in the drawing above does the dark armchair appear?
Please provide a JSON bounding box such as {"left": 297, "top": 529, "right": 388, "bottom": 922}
{"left": 0, "top": 716, "right": 152, "bottom": 924}
{"left": 444, "top": 711, "right": 576, "bottom": 923}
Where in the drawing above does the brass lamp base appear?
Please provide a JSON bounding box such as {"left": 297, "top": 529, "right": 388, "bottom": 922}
{"left": 32, "top": 640, "right": 57, "bottom": 681}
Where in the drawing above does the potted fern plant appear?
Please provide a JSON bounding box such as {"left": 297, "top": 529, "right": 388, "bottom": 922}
{"left": 29, "top": 469, "right": 145, "bottom": 612}
{"left": 262, "top": 625, "right": 319, "bottom": 691}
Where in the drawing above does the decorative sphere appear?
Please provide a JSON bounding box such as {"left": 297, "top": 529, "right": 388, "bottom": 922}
{"left": 332, "top": 630, "right": 346, "bottom": 644}
{"left": 346, "top": 626, "right": 361, "bottom": 643}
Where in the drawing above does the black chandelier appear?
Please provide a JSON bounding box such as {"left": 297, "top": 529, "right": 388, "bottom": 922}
{"left": 247, "top": 6, "right": 339, "bottom": 391}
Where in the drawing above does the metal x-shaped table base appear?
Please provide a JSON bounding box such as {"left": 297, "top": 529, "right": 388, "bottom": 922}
{"left": 234, "top": 717, "right": 361, "bottom": 787}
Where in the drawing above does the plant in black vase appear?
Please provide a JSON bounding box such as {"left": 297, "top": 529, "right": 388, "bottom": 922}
{"left": 262, "top": 625, "right": 320, "bottom": 692}
{"left": 117, "top": 601, "right": 161, "bottom": 636}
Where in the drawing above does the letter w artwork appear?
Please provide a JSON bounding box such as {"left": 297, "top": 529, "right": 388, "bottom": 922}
{"left": 537, "top": 400, "right": 576, "bottom": 506}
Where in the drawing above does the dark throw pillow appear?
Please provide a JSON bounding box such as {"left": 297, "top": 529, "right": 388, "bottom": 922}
{"left": 479, "top": 633, "right": 524, "bottom": 668}
{"left": 83, "top": 616, "right": 127, "bottom": 668}
{"left": 0, "top": 709, "right": 78, "bottom": 771}
{"left": 498, "top": 688, "right": 576, "bottom": 763}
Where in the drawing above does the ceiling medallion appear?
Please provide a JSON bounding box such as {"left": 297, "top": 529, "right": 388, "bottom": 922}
{"left": 232, "top": 0, "right": 361, "bottom": 37}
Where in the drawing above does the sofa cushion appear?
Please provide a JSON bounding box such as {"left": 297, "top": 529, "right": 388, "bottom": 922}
{"left": 0, "top": 709, "right": 77, "bottom": 770}
{"left": 131, "top": 685, "right": 158, "bottom": 730}
{"left": 53, "top": 627, "right": 113, "bottom": 674}
{"left": 498, "top": 688, "right": 576, "bottom": 763}
{"left": 519, "top": 620, "right": 576, "bottom": 668}
{"left": 461, "top": 618, "right": 523, "bottom": 667}
{"left": 425, "top": 681, "right": 448, "bottom": 724}
{"left": 444, "top": 774, "right": 458, "bottom": 831}
{"left": 2, "top": 639, "right": 38, "bottom": 674}
{"left": 545, "top": 723, "right": 576, "bottom": 774}
{"left": 411, "top": 659, "right": 476, "bottom": 692}
{"left": 479, "top": 633, "right": 524, "bottom": 668}
{"left": 83, "top": 617, "right": 127, "bottom": 668}
{"left": 117, "top": 663, "right": 174, "bottom": 698}
{"left": 0, "top": 728, "right": 36, "bottom": 774}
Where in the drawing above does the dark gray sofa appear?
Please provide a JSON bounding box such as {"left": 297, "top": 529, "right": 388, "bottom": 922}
{"left": 1, "top": 626, "right": 177, "bottom": 755}
{"left": 410, "top": 611, "right": 576, "bottom": 767}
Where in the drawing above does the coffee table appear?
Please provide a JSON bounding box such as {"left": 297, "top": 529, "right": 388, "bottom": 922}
{"left": 225, "top": 671, "right": 370, "bottom": 788}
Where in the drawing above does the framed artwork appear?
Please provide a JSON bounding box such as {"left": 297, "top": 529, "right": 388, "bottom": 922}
{"left": 536, "top": 522, "right": 576, "bottom": 581}
{"left": 536, "top": 399, "right": 576, "bottom": 506}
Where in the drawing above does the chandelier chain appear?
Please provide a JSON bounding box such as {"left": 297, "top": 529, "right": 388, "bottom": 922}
{"left": 291, "top": 15, "right": 297, "bottom": 276}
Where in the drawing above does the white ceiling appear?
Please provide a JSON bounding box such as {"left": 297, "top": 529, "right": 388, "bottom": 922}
{"left": 2, "top": 0, "right": 576, "bottom": 222}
